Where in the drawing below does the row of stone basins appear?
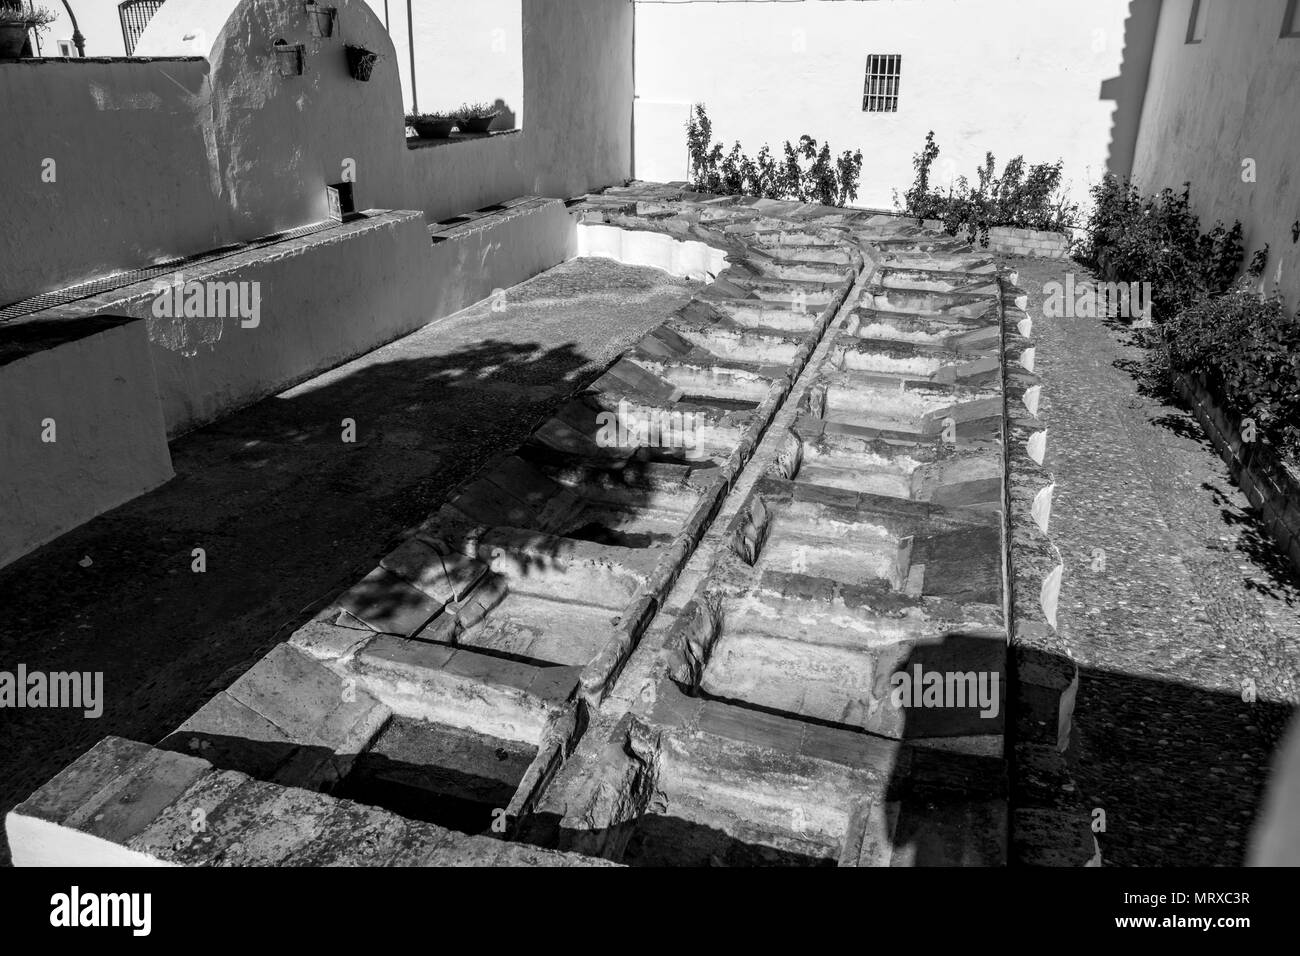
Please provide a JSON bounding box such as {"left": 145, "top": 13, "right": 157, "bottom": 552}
{"left": 8, "top": 185, "right": 1014, "bottom": 867}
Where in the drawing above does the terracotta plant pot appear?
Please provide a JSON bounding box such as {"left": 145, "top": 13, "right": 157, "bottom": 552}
{"left": 274, "top": 41, "right": 305, "bottom": 76}
{"left": 306, "top": 2, "right": 336, "bottom": 38}
{"left": 412, "top": 119, "right": 456, "bottom": 139}
{"left": 0, "top": 22, "right": 30, "bottom": 58}
{"left": 458, "top": 114, "right": 498, "bottom": 134}
{"left": 346, "top": 45, "right": 379, "bottom": 81}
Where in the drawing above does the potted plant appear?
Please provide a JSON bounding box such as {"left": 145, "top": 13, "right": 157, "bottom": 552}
{"left": 273, "top": 38, "right": 305, "bottom": 76}
{"left": 456, "top": 102, "right": 499, "bottom": 134}
{"left": 406, "top": 112, "right": 458, "bottom": 139}
{"left": 305, "top": 2, "right": 336, "bottom": 38}
{"left": 0, "top": 2, "right": 55, "bottom": 59}
{"left": 345, "top": 44, "right": 380, "bottom": 81}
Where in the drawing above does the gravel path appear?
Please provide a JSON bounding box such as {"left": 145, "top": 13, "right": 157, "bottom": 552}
{"left": 1016, "top": 256, "right": 1300, "bottom": 866}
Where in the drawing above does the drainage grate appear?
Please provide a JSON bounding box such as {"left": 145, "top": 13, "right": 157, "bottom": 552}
{"left": 0, "top": 220, "right": 338, "bottom": 324}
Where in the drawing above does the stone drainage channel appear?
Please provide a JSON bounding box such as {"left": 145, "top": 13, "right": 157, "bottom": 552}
{"left": 10, "top": 185, "right": 1051, "bottom": 867}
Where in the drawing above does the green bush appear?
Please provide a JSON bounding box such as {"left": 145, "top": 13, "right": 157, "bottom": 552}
{"left": 1164, "top": 283, "right": 1300, "bottom": 458}
{"left": 685, "top": 104, "right": 863, "bottom": 207}
{"left": 1079, "top": 174, "right": 1243, "bottom": 323}
{"left": 895, "top": 131, "right": 1079, "bottom": 245}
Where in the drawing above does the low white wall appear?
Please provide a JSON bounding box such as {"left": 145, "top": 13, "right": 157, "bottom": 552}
{"left": 25, "top": 204, "right": 576, "bottom": 438}
{"left": 633, "top": 0, "right": 1152, "bottom": 211}
{"left": 1131, "top": 0, "right": 1300, "bottom": 310}
{"left": 3, "top": 0, "right": 632, "bottom": 306}
{"left": 0, "top": 316, "right": 174, "bottom": 569}
{"left": 576, "top": 223, "right": 727, "bottom": 280}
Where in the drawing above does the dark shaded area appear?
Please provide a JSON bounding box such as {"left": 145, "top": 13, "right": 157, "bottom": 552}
{"left": 620, "top": 815, "right": 835, "bottom": 868}
{"left": 0, "top": 314, "right": 140, "bottom": 367}
{"left": 1068, "top": 661, "right": 1292, "bottom": 866}
{"left": 0, "top": 259, "right": 696, "bottom": 866}
{"left": 336, "top": 717, "right": 534, "bottom": 835}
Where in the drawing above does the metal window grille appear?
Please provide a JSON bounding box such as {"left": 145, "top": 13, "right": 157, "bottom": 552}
{"left": 863, "top": 54, "right": 901, "bottom": 113}
{"left": 119, "top": 0, "right": 165, "bottom": 56}
{"left": 1185, "top": 0, "right": 1208, "bottom": 43}
{"left": 1283, "top": 0, "right": 1300, "bottom": 38}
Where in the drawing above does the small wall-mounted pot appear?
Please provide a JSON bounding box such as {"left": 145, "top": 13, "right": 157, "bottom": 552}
{"left": 274, "top": 40, "right": 305, "bottom": 77}
{"left": 306, "top": 2, "right": 336, "bottom": 39}
{"left": 326, "top": 181, "right": 361, "bottom": 223}
{"left": 345, "top": 45, "right": 380, "bottom": 81}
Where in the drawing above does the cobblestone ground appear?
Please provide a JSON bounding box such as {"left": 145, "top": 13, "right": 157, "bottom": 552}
{"left": 0, "top": 258, "right": 698, "bottom": 866}
{"left": 1017, "top": 256, "right": 1300, "bottom": 866}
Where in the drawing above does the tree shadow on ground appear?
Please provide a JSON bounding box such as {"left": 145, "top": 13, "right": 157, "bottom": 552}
{"left": 1201, "top": 482, "right": 1300, "bottom": 604}
{"left": 0, "top": 334, "right": 625, "bottom": 865}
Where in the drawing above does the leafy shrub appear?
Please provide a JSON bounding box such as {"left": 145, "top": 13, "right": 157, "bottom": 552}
{"left": 456, "top": 102, "right": 498, "bottom": 119}
{"left": 0, "top": 1, "right": 55, "bottom": 27}
{"left": 1164, "top": 283, "right": 1300, "bottom": 458}
{"left": 895, "top": 131, "right": 1079, "bottom": 245}
{"left": 1078, "top": 174, "right": 1244, "bottom": 323}
{"left": 1082, "top": 175, "right": 1244, "bottom": 319}
{"left": 686, "top": 104, "right": 863, "bottom": 207}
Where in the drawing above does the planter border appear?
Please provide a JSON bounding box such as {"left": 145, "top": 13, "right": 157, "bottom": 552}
{"left": 1173, "top": 371, "right": 1300, "bottom": 574}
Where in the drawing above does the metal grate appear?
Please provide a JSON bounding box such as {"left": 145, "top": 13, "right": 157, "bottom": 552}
{"left": 0, "top": 220, "right": 337, "bottom": 324}
{"left": 118, "top": 0, "right": 166, "bottom": 56}
{"left": 862, "top": 54, "right": 902, "bottom": 113}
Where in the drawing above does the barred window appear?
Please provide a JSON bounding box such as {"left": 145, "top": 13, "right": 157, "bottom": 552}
{"left": 1283, "top": 0, "right": 1300, "bottom": 38}
{"left": 119, "top": 0, "right": 165, "bottom": 56}
{"left": 1185, "top": 0, "right": 1208, "bottom": 43}
{"left": 863, "top": 54, "right": 902, "bottom": 113}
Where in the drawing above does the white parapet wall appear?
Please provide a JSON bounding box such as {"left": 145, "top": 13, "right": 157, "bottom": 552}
{"left": 576, "top": 223, "right": 727, "bottom": 280}
{"left": 21, "top": 204, "right": 576, "bottom": 441}
{"left": 0, "top": 315, "right": 174, "bottom": 570}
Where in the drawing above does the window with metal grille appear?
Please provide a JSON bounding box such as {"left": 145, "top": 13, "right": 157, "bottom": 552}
{"left": 863, "top": 54, "right": 902, "bottom": 113}
{"left": 1185, "top": 0, "right": 1208, "bottom": 43}
{"left": 1283, "top": 0, "right": 1300, "bottom": 38}
{"left": 119, "top": 0, "right": 165, "bottom": 56}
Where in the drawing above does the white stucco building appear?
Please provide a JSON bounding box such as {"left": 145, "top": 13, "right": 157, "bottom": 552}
{"left": 632, "top": 0, "right": 1158, "bottom": 211}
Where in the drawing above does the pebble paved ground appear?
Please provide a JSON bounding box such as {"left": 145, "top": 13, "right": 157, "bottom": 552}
{"left": 1017, "top": 255, "right": 1300, "bottom": 866}
{"left": 0, "top": 258, "right": 698, "bottom": 866}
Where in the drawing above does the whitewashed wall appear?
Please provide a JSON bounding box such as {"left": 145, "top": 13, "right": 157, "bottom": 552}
{"left": 3, "top": 0, "right": 632, "bottom": 303}
{"left": 1131, "top": 0, "right": 1300, "bottom": 309}
{"left": 633, "top": 0, "right": 1155, "bottom": 211}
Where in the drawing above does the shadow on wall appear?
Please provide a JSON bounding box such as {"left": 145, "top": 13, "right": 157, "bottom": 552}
{"left": 1099, "top": 0, "right": 1162, "bottom": 179}
{"left": 491, "top": 98, "right": 517, "bottom": 132}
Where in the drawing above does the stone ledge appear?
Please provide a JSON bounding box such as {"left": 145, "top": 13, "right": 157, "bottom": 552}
{"left": 6, "top": 737, "right": 613, "bottom": 867}
{"left": 406, "top": 128, "right": 521, "bottom": 151}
